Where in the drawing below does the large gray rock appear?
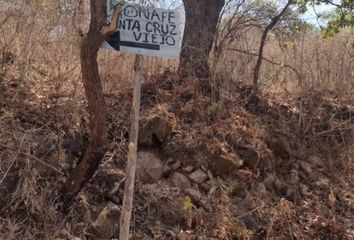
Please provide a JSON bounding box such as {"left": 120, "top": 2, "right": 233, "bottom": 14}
{"left": 137, "top": 150, "right": 164, "bottom": 183}
{"left": 138, "top": 116, "right": 172, "bottom": 146}
{"left": 188, "top": 168, "right": 208, "bottom": 183}
{"left": 171, "top": 172, "right": 191, "bottom": 189}
{"left": 86, "top": 203, "right": 120, "bottom": 240}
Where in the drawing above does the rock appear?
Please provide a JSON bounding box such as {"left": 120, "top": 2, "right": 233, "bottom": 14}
{"left": 171, "top": 172, "right": 191, "bottom": 189}
{"left": 184, "top": 188, "right": 212, "bottom": 212}
{"left": 299, "top": 161, "right": 312, "bottom": 174}
{"left": 274, "top": 177, "right": 286, "bottom": 194}
{"left": 137, "top": 150, "right": 164, "bottom": 183}
{"left": 263, "top": 174, "right": 276, "bottom": 192}
{"left": 200, "top": 181, "right": 213, "bottom": 192}
{"left": 171, "top": 161, "right": 182, "bottom": 170}
{"left": 235, "top": 145, "right": 260, "bottom": 170}
{"left": 267, "top": 135, "right": 292, "bottom": 159}
{"left": 184, "top": 188, "right": 202, "bottom": 202}
{"left": 255, "top": 183, "right": 268, "bottom": 198}
{"left": 289, "top": 169, "right": 299, "bottom": 184}
{"left": 235, "top": 169, "right": 253, "bottom": 182}
{"left": 182, "top": 165, "right": 194, "bottom": 173}
{"left": 233, "top": 181, "right": 248, "bottom": 198}
{"left": 309, "top": 155, "right": 322, "bottom": 167}
{"left": 176, "top": 232, "right": 189, "bottom": 240}
{"left": 264, "top": 174, "right": 287, "bottom": 195}
{"left": 209, "top": 152, "right": 243, "bottom": 175}
{"left": 188, "top": 169, "right": 208, "bottom": 183}
{"left": 315, "top": 178, "right": 330, "bottom": 190}
{"left": 86, "top": 203, "right": 120, "bottom": 240}
{"left": 286, "top": 187, "right": 299, "bottom": 202}
{"left": 138, "top": 116, "right": 172, "bottom": 146}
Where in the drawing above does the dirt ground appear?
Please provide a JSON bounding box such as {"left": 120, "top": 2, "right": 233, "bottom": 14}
{"left": 0, "top": 72, "right": 353, "bottom": 239}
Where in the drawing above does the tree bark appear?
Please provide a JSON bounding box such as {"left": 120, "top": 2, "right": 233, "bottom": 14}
{"left": 60, "top": 1, "right": 121, "bottom": 209}
{"left": 178, "top": 0, "right": 225, "bottom": 79}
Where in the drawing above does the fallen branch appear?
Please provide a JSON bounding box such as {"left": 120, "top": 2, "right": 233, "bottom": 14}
{"left": 0, "top": 134, "right": 26, "bottom": 186}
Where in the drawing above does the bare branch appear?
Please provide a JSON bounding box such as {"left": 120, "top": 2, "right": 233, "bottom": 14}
{"left": 226, "top": 47, "right": 302, "bottom": 81}
{"left": 100, "top": 4, "right": 121, "bottom": 36}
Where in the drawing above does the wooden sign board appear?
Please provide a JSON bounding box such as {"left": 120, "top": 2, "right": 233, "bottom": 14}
{"left": 103, "top": 1, "right": 182, "bottom": 59}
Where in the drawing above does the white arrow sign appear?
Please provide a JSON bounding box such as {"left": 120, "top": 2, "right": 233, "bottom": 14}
{"left": 103, "top": 1, "right": 182, "bottom": 59}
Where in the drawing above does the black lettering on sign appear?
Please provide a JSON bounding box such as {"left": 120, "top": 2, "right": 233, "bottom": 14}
{"left": 160, "top": 12, "right": 168, "bottom": 22}
{"left": 145, "top": 21, "right": 153, "bottom": 32}
{"left": 161, "top": 24, "right": 169, "bottom": 35}
{"left": 125, "top": 19, "right": 133, "bottom": 30}
{"left": 131, "top": 32, "right": 176, "bottom": 47}
{"left": 153, "top": 22, "right": 161, "bottom": 34}
{"left": 132, "top": 20, "right": 141, "bottom": 31}
{"left": 143, "top": 32, "right": 149, "bottom": 43}
{"left": 168, "top": 12, "right": 175, "bottom": 23}
{"left": 109, "top": 4, "right": 180, "bottom": 50}
{"left": 151, "top": 34, "right": 158, "bottom": 44}
{"left": 119, "top": 19, "right": 126, "bottom": 30}
{"left": 140, "top": 7, "right": 150, "bottom": 19}
{"left": 159, "top": 36, "right": 166, "bottom": 45}
{"left": 151, "top": 9, "right": 161, "bottom": 22}
{"left": 165, "top": 36, "right": 175, "bottom": 46}
{"left": 170, "top": 25, "right": 177, "bottom": 35}
{"left": 133, "top": 32, "right": 142, "bottom": 41}
{"left": 119, "top": 19, "right": 142, "bottom": 31}
{"left": 124, "top": 5, "right": 138, "bottom": 18}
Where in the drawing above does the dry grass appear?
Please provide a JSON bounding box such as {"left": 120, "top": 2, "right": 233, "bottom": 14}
{"left": 0, "top": 2, "right": 353, "bottom": 240}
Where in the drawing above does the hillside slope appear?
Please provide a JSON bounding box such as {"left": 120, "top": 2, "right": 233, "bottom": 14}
{"left": 0, "top": 73, "right": 353, "bottom": 239}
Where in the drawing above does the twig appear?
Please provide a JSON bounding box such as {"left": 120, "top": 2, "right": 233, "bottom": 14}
{"left": 316, "top": 127, "right": 354, "bottom": 136}
{"left": 100, "top": 4, "right": 121, "bottom": 36}
{"left": 0, "top": 134, "right": 26, "bottom": 186}
{"left": 27, "top": 154, "right": 65, "bottom": 176}
{"left": 225, "top": 47, "right": 302, "bottom": 81}
{"left": 235, "top": 202, "right": 264, "bottom": 219}
{"left": 106, "top": 177, "right": 126, "bottom": 205}
{"left": 109, "top": 177, "right": 126, "bottom": 196}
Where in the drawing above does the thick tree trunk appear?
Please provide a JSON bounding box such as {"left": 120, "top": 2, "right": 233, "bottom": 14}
{"left": 60, "top": 1, "right": 120, "bottom": 208}
{"left": 179, "top": 0, "right": 225, "bottom": 79}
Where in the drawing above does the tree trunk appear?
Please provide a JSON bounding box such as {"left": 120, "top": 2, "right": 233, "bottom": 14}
{"left": 60, "top": 0, "right": 120, "bottom": 209}
{"left": 179, "top": 0, "right": 225, "bottom": 79}
{"left": 253, "top": 0, "right": 292, "bottom": 86}
{"left": 61, "top": 32, "right": 106, "bottom": 207}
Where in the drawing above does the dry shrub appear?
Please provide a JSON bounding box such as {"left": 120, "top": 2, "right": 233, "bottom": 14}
{"left": 0, "top": 1, "right": 353, "bottom": 240}
{"left": 212, "top": 27, "right": 354, "bottom": 99}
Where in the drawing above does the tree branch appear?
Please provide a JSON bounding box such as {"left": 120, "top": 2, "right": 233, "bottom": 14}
{"left": 226, "top": 47, "right": 302, "bottom": 81}
{"left": 253, "top": 0, "right": 293, "bottom": 86}
{"left": 100, "top": 3, "right": 121, "bottom": 36}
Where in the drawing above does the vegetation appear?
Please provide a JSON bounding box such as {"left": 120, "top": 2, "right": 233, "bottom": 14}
{"left": 0, "top": 0, "right": 353, "bottom": 239}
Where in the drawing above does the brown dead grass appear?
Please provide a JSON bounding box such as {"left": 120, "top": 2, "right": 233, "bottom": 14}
{"left": 0, "top": 2, "right": 353, "bottom": 239}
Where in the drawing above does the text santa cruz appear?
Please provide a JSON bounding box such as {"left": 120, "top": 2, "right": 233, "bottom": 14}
{"left": 119, "top": 5, "right": 178, "bottom": 46}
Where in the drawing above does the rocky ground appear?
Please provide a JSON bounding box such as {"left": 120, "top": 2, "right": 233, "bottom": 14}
{"left": 0, "top": 72, "right": 353, "bottom": 239}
